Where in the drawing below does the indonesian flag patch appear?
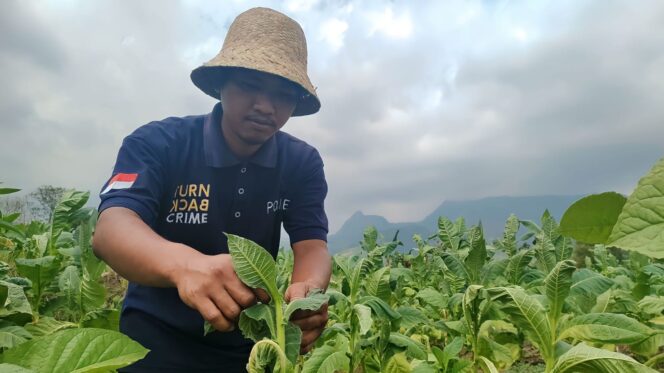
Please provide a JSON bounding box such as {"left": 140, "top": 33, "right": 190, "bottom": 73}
{"left": 102, "top": 173, "right": 138, "bottom": 194}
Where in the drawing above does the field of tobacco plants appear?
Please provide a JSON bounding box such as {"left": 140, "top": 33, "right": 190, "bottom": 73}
{"left": 0, "top": 157, "right": 662, "bottom": 373}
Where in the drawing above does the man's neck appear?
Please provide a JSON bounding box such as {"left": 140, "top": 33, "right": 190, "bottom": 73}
{"left": 220, "top": 122, "right": 260, "bottom": 161}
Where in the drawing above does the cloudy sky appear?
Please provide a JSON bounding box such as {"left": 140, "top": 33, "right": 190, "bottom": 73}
{"left": 1, "top": 0, "right": 663, "bottom": 232}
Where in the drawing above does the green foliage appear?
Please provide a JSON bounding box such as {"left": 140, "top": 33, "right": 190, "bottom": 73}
{"left": 608, "top": 157, "right": 664, "bottom": 259}
{"left": 559, "top": 192, "right": 627, "bottom": 244}
{"left": 219, "top": 234, "right": 329, "bottom": 372}
{"left": 3, "top": 156, "right": 664, "bottom": 371}
{"left": 0, "top": 187, "right": 138, "bottom": 371}
{"left": 0, "top": 328, "right": 149, "bottom": 373}
{"left": 552, "top": 343, "right": 658, "bottom": 373}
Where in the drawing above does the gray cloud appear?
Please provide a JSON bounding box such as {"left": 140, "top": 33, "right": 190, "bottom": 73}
{"left": 1, "top": 0, "right": 663, "bottom": 233}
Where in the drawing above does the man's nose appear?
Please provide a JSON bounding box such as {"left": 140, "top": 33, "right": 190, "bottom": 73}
{"left": 253, "top": 91, "right": 276, "bottom": 115}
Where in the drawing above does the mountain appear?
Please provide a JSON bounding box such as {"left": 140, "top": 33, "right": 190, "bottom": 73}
{"left": 327, "top": 195, "right": 584, "bottom": 254}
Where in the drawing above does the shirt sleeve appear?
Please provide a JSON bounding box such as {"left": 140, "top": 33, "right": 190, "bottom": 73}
{"left": 283, "top": 149, "right": 329, "bottom": 244}
{"left": 98, "top": 125, "right": 167, "bottom": 227}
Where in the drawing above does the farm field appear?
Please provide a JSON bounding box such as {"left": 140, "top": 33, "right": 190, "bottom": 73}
{"left": 0, "top": 158, "right": 662, "bottom": 372}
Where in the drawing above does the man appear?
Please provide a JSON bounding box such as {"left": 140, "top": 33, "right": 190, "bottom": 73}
{"left": 92, "top": 7, "right": 331, "bottom": 372}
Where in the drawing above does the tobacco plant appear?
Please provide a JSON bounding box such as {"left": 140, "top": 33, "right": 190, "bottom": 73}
{"left": 216, "top": 234, "right": 329, "bottom": 373}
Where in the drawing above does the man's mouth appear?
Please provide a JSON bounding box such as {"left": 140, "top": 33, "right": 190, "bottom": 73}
{"left": 246, "top": 116, "right": 274, "bottom": 127}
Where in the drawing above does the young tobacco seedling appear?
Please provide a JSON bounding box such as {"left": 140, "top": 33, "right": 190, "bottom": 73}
{"left": 204, "top": 234, "right": 329, "bottom": 373}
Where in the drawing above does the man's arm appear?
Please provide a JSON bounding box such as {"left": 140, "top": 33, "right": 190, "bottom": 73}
{"left": 290, "top": 239, "right": 331, "bottom": 290}
{"left": 285, "top": 239, "right": 331, "bottom": 353}
{"left": 92, "top": 206, "right": 258, "bottom": 331}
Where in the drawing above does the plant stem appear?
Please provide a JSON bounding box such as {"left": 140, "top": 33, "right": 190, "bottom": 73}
{"left": 274, "top": 293, "right": 286, "bottom": 353}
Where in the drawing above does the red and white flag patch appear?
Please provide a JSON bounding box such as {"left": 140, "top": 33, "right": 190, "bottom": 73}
{"left": 102, "top": 173, "right": 138, "bottom": 194}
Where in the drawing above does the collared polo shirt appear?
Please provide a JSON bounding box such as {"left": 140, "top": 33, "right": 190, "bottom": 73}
{"left": 98, "top": 103, "right": 328, "bottom": 367}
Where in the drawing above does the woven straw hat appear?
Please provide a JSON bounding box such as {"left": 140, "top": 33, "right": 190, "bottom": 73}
{"left": 191, "top": 7, "right": 320, "bottom": 116}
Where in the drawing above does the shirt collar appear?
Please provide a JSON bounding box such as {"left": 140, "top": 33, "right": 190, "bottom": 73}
{"left": 203, "top": 103, "right": 278, "bottom": 168}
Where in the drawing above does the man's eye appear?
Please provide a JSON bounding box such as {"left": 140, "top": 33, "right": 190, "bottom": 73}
{"left": 279, "top": 91, "right": 298, "bottom": 101}
{"left": 238, "top": 81, "right": 259, "bottom": 91}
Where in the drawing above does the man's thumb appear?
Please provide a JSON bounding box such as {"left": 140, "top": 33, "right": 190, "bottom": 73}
{"left": 285, "top": 282, "right": 310, "bottom": 302}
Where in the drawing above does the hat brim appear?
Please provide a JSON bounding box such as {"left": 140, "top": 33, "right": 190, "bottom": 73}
{"left": 190, "top": 65, "right": 320, "bottom": 117}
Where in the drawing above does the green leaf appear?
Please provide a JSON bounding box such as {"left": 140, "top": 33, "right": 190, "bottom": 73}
{"left": 80, "top": 276, "right": 105, "bottom": 314}
{"left": 360, "top": 296, "right": 401, "bottom": 321}
{"left": 24, "top": 317, "right": 77, "bottom": 337}
{"left": 533, "top": 236, "right": 557, "bottom": 274}
{"left": 607, "top": 157, "right": 664, "bottom": 259}
{"left": 352, "top": 304, "right": 373, "bottom": 336}
{"left": 361, "top": 226, "right": 378, "bottom": 253}
{"left": 590, "top": 290, "right": 612, "bottom": 313}
{"left": 438, "top": 216, "right": 460, "bottom": 251}
{"left": 442, "top": 337, "right": 464, "bottom": 365}
{"left": 489, "top": 287, "right": 554, "bottom": 365}
{"left": 246, "top": 339, "right": 289, "bottom": 373}
{"left": 0, "top": 325, "right": 32, "bottom": 349}
{"left": 411, "top": 362, "right": 437, "bottom": 373}
{"left": 50, "top": 191, "right": 89, "bottom": 235}
{"left": 478, "top": 335, "right": 518, "bottom": 370}
{"left": 365, "top": 266, "right": 391, "bottom": 302}
{"left": 15, "top": 256, "right": 60, "bottom": 308}
{"left": 284, "top": 291, "right": 329, "bottom": 321}
{"left": 301, "top": 345, "right": 350, "bottom": 373}
{"left": 1, "top": 328, "right": 149, "bottom": 373}
{"left": 238, "top": 303, "right": 275, "bottom": 341}
{"left": 544, "top": 260, "right": 576, "bottom": 324}
{"left": 226, "top": 234, "right": 279, "bottom": 300}
{"left": 559, "top": 313, "right": 655, "bottom": 345}
{"left": 0, "top": 220, "right": 25, "bottom": 237}
{"left": 415, "top": 288, "right": 447, "bottom": 311}
{"left": 568, "top": 269, "right": 614, "bottom": 313}
{"left": 637, "top": 296, "right": 664, "bottom": 316}
{"left": 349, "top": 258, "right": 369, "bottom": 301}
{"left": 0, "top": 188, "right": 21, "bottom": 195}
{"left": 58, "top": 266, "right": 81, "bottom": 311}
{"left": 0, "top": 281, "right": 32, "bottom": 325}
{"left": 395, "top": 306, "right": 429, "bottom": 329}
{"left": 631, "top": 334, "right": 664, "bottom": 358}
{"left": 504, "top": 250, "right": 534, "bottom": 285}
{"left": 0, "top": 364, "right": 35, "bottom": 373}
{"left": 284, "top": 322, "right": 302, "bottom": 365}
{"left": 541, "top": 210, "right": 561, "bottom": 243}
{"left": 477, "top": 356, "right": 499, "bottom": 373}
{"left": 78, "top": 215, "right": 105, "bottom": 281}
{"left": 441, "top": 253, "right": 470, "bottom": 282}
{"left": 0, "top": 283, "right": 8, "bottom": 308}
{"left": 465, "top": 225, "right": 487, "bottom": 284}
{"left": 501, "top": 214, "right": 520, "bottom": 257}
{"left": 559, "top": 192, "right": 627, "bottom": 244}
{"left": 388, "top": 332, "right": 427, "bottom": 360}
{"left": 80, "top": 309, "right": 120, "bottom": 331}
{"left": 552, "top": 343, "right": 657, "bottom": 373}
{"left": 384, "top": 353, "right": 411, "bottom": 373}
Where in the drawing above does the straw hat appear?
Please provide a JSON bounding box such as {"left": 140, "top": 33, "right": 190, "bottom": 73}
{"left": 190, "top": 7, "right": 320, "bottom": 116}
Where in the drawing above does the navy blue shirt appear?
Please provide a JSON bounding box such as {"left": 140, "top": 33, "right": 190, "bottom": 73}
{"left": 98, "top": 103, "right": 328, "bottom": 369}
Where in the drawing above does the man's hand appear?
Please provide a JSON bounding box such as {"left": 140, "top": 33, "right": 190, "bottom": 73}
{"left": 174, "top": 253, "right": 267, "bottom": 332}
{"left": 285, "top": 281, "right": 329, "bottom": 354}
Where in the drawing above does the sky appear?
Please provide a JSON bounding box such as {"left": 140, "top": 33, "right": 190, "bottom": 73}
{"left": 1, "top": 0, "right": 663, "bottom": 233}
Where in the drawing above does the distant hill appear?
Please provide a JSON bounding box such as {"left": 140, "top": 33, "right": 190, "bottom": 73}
{"left": 327, "top": 195, "right": 584, "bottom": 254}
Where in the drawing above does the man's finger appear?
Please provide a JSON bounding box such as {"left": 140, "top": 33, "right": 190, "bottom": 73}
{"left": 300, "top": 342, "right": 315, "bottom": 354}
{"left": 199, "top": 298, "right": 233, "bottom": 331}
{"left": 291, "top": 303, "right": 328, "bottom": 321}
{"left": 300, "top": 328, "right": 323, "bottom": 349}
{"left": 225, "top": 281, "right": 257, "bottom": 309}
{"left": 254, "top": 288, "right": 271, "bottom": 304}
{"left": 211, "top": 289, "right": 242, "bottom": 321}
{"left": 291, "top": 313, "right": 327, "bottom": 331}
{"left": 290, "top": 303, "right": 327, "bottom": 321}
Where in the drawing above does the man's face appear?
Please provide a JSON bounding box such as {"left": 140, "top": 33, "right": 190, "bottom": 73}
{"left": 220, "top": 69, "right": 299, "bottom": 148}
